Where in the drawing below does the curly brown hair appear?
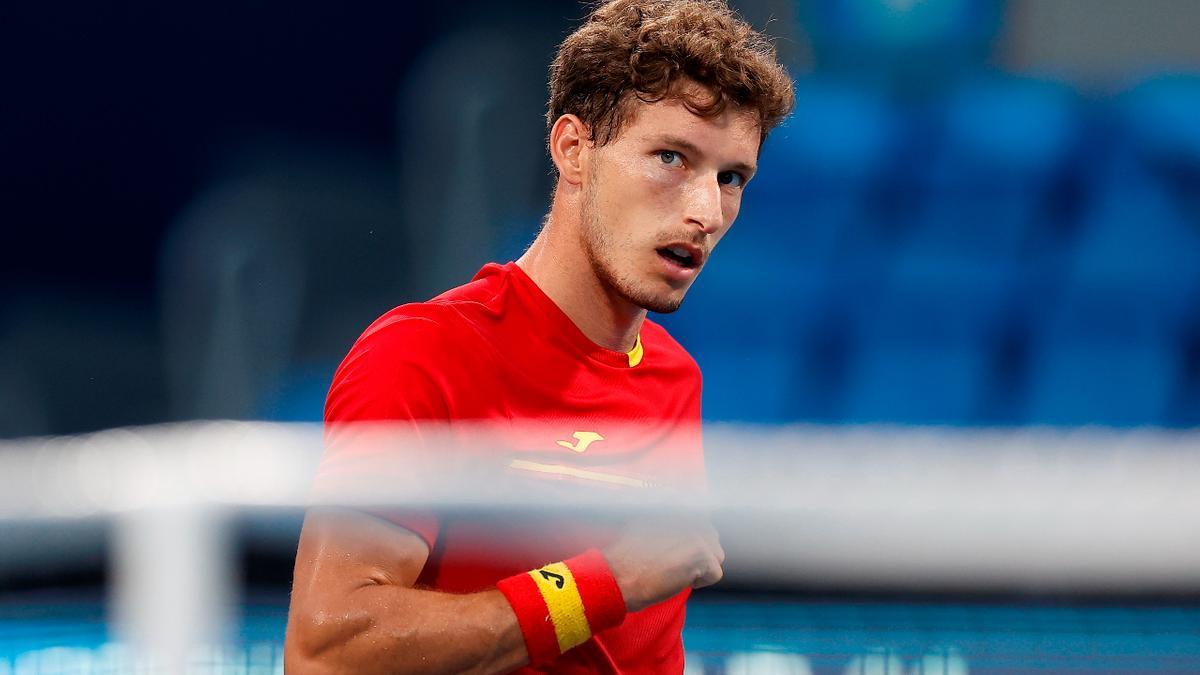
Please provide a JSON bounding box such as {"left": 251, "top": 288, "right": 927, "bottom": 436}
{"left": 548, "top": 0, "right": 794, "bottom": 147}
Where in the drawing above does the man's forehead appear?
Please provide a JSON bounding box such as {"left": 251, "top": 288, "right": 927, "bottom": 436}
{"left": 620, "top": 97, "right": 761, "bottom": 156}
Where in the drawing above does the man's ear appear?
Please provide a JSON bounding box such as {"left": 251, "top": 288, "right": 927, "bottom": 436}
{"left": 549, "top": 114, "right": 589, "bottom": 185}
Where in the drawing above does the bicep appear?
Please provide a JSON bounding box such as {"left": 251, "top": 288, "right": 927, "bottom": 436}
{"left": 286, "top": 507, "right": 432, "bottom": 666}
{"left": 288, "top": 507, "right": 430, "bottom": 649}
{"left": 292, "top": 506, "right": 431, "bottom": 594}
{"left": 287, "top": 509, "right": 528, "bottom": 675}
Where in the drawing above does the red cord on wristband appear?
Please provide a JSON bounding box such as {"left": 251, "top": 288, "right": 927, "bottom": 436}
{"left": 496, "top": 548, "right": 628, "bottom": 666}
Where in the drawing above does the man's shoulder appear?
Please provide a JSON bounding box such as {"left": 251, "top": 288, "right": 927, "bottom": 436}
{"left": 327, "top": 271, "right": 510, "bottom": 418}
{"left": 354, "top": 303, "right": 459, "bottom": 357}
{"left": 357, "top": 265, "right": 511, "bottom": 355}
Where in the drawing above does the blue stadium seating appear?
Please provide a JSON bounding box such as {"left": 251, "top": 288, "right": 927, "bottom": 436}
{"left": 738, "top": 77, "right": 899, "bottom": 269}
{"left": 909, "top": 76, "right": 1080, "bottom": 260}
{"left": 842, "top": 340, "right": 991, "bottom": 424}
{"left": 837, "top": 76, "right": 1078, "bottom": 425}
{"left": 1022, "top": 173, "right": 1199, "bottom": 426}
{"left": 1026, "top": 337, "right": 1181, "bottom": 428}
{"left": 1120, "top": 75, "right": 1200, "bottom": 164}
{"left": 840, "top": 257, "right": 1017, "bottom": 424}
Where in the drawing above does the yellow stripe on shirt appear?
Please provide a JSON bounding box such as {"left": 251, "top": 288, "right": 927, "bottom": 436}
{"left": 508, "top": 459, "right": 651, "bottom": 488}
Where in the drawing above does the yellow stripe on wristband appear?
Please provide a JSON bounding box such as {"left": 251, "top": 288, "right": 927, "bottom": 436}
{"left": 527, "top": 562, "right": 592, "bottom": 653}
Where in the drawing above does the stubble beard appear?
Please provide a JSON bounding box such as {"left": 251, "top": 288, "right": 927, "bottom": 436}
{"left": 581, "top": 178, "right": 684, "bottom": 315}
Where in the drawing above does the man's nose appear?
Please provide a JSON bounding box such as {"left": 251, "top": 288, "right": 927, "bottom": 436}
{"left": 685, "top": 176, "right": 723, "bottom": 235}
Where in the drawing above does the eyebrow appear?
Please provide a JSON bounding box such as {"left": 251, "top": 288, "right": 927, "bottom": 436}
{"left": 654, "top": 134, "right": 757, "bottom": 176}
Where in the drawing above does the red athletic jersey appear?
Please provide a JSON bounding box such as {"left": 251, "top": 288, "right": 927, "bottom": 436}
{"left": 316, "top": 261, "right": 706, "bottom": 674}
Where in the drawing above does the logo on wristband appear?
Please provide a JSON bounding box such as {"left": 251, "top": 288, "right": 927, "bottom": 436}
{"left": 539, "top": 569, "right": 566, "bottom": 589}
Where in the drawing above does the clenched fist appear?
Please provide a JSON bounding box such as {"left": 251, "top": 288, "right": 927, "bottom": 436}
{"left": 602, "top": 517, "right": 725, "bottom": 613}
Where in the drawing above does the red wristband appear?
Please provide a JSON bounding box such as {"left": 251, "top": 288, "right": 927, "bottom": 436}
{"left": 496, "top": 548, "right": 628, "bottom": 666}
{"left": 567, "top": 549, "right": 627, "bottom": 631}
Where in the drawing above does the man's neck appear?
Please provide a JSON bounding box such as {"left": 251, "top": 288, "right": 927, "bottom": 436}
{"left": 516, "top": 209, "right": 645, "bottom": 354}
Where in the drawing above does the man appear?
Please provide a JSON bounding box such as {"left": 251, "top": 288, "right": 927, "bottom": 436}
{"left": 285, "top": 0, "right": 793, "bottom": 672}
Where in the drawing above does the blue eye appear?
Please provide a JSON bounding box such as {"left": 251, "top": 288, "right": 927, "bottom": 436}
{"left": 718, "top": 171, "right": 745, "bottom": 188}
{"left": 658, "top": 150, "right": 682, "bottom": 166}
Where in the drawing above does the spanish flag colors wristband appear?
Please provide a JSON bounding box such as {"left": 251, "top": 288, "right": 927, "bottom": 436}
{"left": 496, "top": 548, "right": 627, "bottom": 665}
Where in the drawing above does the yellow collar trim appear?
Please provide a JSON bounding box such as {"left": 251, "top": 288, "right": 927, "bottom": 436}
{"left": 626, "top": 333, "right": 643, "bottom": 368}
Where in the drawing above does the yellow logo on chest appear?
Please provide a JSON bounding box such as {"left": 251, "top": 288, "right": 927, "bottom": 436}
{"left": 556, "top": 431, "right": 604, "bottom": 453}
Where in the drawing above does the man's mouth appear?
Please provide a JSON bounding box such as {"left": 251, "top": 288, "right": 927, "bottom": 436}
{"left": 656, "top": 244, "right": 702, "bottom": 270}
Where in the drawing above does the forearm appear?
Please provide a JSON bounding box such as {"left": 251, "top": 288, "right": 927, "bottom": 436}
{"left": 286, "top": 584, "right": 528, "bottom": 675}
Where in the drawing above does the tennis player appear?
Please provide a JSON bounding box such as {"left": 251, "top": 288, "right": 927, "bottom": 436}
{"left": 285, "top": 1, "right": 793, "bottom": 672}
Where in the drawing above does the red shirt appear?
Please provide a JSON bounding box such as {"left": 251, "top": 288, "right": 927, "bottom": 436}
{"left": 317, "top": 261, "right": 706, "bottom": 674}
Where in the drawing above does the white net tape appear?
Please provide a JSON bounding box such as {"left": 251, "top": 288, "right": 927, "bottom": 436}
{"left": 2, "top": 422, "right": 1199, "bottom": 589}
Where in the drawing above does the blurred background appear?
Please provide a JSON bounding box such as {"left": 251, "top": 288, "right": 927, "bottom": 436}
{"left": 3, "top": 0, "right": 1200, "bottom": 671}
{"left": 4, "top": 0, "right": 1200, "bottom": 438}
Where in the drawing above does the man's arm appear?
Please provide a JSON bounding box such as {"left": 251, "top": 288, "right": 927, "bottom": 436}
{"left": 285, "top": 507, "right": 528, "bottom": 675}
{"left": 285, "top": 507, "right": 725, "bottom": 675}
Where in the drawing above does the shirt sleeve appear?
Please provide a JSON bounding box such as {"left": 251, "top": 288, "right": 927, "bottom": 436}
{"left": 314, "top": 312, "right": 452, "bottom": 551}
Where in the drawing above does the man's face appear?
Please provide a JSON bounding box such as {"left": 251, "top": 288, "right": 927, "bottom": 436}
{"left": 579, "top": 93, "right": 760, "bottom": 314}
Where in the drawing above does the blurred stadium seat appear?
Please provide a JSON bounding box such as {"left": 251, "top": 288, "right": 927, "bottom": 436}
{"left": 911, "top": 75, "right": 1079, "bottom": 259}
{"left": 1019, "top": 76, "right": 1200, "bottom": 427}
{"left": 841, "top": 76, "right": 1079, "bottom": 425}
{"left": 1121, "top": 75, "right": 1200, "bottom": 165}
{"left": 1024, "top": 183, "right": 1198, "bottom": 427}
{"left": 840, "top": 264, "right": 1006, "bottom": 425}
